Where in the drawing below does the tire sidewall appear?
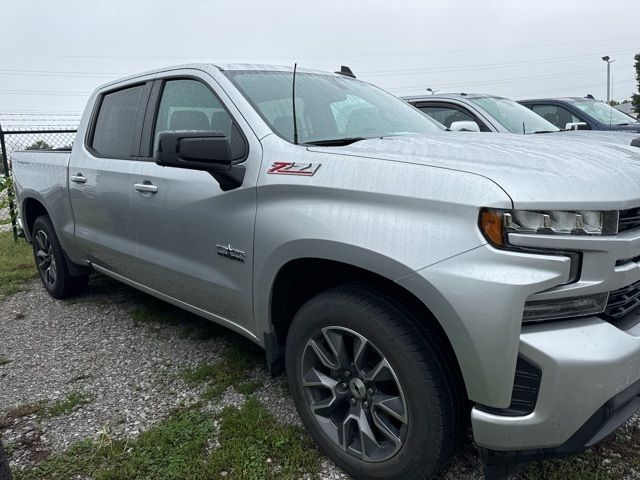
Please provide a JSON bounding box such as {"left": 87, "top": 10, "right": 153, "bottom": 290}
{"left": 286, "top": 290, "right": 448, "bottom": 479}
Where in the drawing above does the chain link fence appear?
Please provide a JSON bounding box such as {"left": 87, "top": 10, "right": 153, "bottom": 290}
{"left": 0, "top": 116, "right": 79, "bottom": 244}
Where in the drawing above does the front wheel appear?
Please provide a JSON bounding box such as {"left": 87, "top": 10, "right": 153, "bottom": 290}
{"left": 285, "top": 284, "right": 464, "bottom": 480}
{"left": 32, "top": 215, "right": 88, "bottom": 299}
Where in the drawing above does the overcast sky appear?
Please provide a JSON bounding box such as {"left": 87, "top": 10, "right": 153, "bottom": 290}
{"left": 0, "top": 0, "right": 638, "bottom": 119}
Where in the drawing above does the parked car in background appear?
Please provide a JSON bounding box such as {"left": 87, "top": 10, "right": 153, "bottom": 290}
{"left": 404, "top": 93, "right": 640, "bottom": 147}
{"left": 11, "top": 64, "right": 640, "bottom": 480}
{"left": 518, "top": 97, "right": 640, "bottom": 133}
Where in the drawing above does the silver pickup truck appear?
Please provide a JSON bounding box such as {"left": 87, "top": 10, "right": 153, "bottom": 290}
{"left": 11, "top": 63, "right": 640, "bottom": 480}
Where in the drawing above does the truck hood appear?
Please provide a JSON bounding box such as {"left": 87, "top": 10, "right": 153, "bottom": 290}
{"left": 308, "top": 133, "right": 640, "bottom": 210}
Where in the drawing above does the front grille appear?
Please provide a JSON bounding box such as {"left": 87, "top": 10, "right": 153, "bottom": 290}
{"left": 618, "top": 207, "right": 640, "bottom": 233}
{"left": 605, "top": 280, "right": 640, "bottom": 319}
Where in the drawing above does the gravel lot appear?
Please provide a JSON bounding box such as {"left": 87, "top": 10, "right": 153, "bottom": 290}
{"left": 0, "top": 275, "right": 638, "bottom": 479}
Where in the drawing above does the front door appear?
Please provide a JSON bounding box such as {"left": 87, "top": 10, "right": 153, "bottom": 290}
{"left": 130, "top": 74, "right": 260, "bottom": 334}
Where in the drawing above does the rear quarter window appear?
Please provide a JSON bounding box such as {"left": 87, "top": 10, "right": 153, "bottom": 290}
{"left": 90, "top": 84, "right": 149, "bottom": 158}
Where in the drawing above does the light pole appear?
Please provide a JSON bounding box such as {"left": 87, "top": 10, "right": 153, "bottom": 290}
{"left": 602, "top": 56, "right": 614, "bottom": 103}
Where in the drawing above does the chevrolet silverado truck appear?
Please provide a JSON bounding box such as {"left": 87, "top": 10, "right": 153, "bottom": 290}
{"left": 11, "top": 64, "right": 640, "bottom": 480}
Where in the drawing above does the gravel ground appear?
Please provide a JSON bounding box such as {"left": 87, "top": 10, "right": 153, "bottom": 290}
{"left": 0, "top": 275, "right": 637, "bottom": 480}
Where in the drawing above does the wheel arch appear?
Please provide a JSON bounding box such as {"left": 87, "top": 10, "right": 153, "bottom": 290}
{"left": 258, "top": 249, "right": 468, "bottom": 402}
{"left": 22, "top": 195, "right": 49, "bottom": 242}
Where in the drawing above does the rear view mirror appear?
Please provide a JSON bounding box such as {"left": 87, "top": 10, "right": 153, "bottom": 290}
{"left": 565, "top": 122, "right": 590, "bottom": 131}
{"left": 155, "top": 130, "right": 232, "bottom": 172}
{"left": 450, "top": 121, "right": 481, "bottom": 132}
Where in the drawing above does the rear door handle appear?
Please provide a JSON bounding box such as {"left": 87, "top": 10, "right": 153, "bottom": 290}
{"left": 133, "top": 182, "right": 158, "bottom": 194}
{"left": 70, "top": 174, "right": 87, "bottom": 184}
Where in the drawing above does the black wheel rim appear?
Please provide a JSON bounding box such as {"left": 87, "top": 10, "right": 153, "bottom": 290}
{"left": 301, "top": 326, "right": 408, "bottom": 462}
{"left": 35, "top": 230, "right": 57, "bottom": 288}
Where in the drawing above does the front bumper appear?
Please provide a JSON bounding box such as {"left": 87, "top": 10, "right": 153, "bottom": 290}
{"left": 472, "top": 315, "right": 640, "bottom": 452}
{"left": 397, "top": 232, "right": 640, "bottom": 456}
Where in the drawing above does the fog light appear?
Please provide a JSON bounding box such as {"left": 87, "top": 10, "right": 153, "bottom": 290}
{"left": 523, "top": 293, "right": 609, "bottom": 323}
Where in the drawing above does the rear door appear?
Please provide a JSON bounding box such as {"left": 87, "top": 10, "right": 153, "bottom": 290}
{"left": 69, "top": 80, "right": 153, "bottom": 278}
{"left": 130, "top": 70, "right": 261, "bottom": 334}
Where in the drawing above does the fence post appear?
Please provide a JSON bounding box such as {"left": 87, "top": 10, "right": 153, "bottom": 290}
{"left": 0, "top": 123, "right": 18, "bottom": 241}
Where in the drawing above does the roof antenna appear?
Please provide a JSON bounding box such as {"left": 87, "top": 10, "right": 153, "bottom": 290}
{"left": 335, "top": 66, "right": 356, "bottom": 78}
{"left": 291, "top": 63, "right": 298, "bottom": 145}
{"left": 292, "top": 63, "right": 299, "bottom": 145}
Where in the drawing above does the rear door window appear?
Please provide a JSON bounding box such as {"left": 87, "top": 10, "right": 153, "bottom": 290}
{"left": 91, "top": 84, "right": 150, "bottom": 158}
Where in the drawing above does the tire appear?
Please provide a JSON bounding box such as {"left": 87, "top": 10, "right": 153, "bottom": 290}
{"left": 285, "top": 284, "right": 464, "bottom": 480}
{"left": 32, "top": 215, "right": 89, "bottom": 299}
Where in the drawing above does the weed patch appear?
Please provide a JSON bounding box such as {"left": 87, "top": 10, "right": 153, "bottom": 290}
{"left": 0, "top": 232, "right": 36, "bottom": 299}
{"left": 182, "top": 340, "right": 263, "bottom": 399}
{"left": 13, "top": 400, "right": 321, "bottom": 480}
{"left": 45, "top": 393, "right": 92, "bottom": 418}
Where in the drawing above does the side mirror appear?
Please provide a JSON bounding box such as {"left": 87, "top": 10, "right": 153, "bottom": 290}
{"left": 449, "top": 120, "right": 481, "bottom": 132}
{"left": 631, "top": 137, "right": 640, "bottom": 148}
{"left": 565, "top": 122, "right": 590, "bottom": 131}
{"left": 155, "top": 130, "right": 245, "bottom": 191}
{"left": 155, "top": 130, "right": 232, "bottom": 172}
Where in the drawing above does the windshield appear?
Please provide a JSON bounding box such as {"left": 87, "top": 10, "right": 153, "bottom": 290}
{"left": 567, "top": 99, "right": 639, "bottom": 126}
{"left": 468, "top": 96, "right": 560, "bottom": 133}
{"left": 224, "top": 70, "right": 444, "bottom": 144}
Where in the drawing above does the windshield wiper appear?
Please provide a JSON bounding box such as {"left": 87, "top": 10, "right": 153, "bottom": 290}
{"left": 304, "top": 137, "right": 367, "bottom": 147}
{"left": 531, "top": 130, "right": 557, "bottom": 134}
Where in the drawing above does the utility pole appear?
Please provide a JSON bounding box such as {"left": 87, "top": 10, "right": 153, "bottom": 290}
{"left": 602, "top": 56, "right": 614, "bottom": 103}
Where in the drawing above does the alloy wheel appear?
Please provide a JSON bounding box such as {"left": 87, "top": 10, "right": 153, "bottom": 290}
{"left": 301, "top": 326, "right": 408, "bottom": 462}
{"left": 35, "top": 230, "right": 57, "bottom": 287}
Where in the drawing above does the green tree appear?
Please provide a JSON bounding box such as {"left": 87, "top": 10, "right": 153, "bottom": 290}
{"left": 632, "top": 53, "right": 640, "bottom": 116}
{"left": 25, "top": 140, "right": 52, "bottom": 150}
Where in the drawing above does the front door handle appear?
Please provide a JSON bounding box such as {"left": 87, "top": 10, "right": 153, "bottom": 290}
{"left": 133, "top": 182, "right": 158, "bottom": 194}
{"left": 70, "top": 174, "right": 87, "bottom": 184}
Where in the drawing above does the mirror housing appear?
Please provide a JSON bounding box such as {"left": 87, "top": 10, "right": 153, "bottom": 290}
{"left": 155, "top": 130, "right": 245, "bottom": 191}
{"left": 565, "top": 122, "right": 590, "bottom": 131}
{"left": 450, "top": 120, "right": 481, "bottom": 132}
{"left": 155, "top": 130, "right": 233, "bottom": 172}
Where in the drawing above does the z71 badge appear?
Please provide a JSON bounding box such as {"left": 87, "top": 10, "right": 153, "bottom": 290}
{"left": 267, "top": 162, "right": 321, "bottom": 176}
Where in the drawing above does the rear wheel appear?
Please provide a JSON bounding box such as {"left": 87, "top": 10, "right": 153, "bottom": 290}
{"left": 32, "top": 215, "right": 88, "bottom": 299}
{"left": 285, "top": 284, "right": 464, "bottom": 480}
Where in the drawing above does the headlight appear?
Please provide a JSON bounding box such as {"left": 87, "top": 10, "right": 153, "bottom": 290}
{"left": 479, "top": 208, "right": 618, "bottom": 247}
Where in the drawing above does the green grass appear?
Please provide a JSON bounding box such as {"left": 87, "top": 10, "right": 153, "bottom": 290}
{"left": 204, "top": 397, "right": 321, "bottom": 479}
{"left": 0, "top": 232, "right": 36, "bottom": 298}
{"left": 521, "top": 456, "right": 615, "bottom": 480}
{"left": 182, "top": 340, "right": 263, "bottom": 399}
{"left": 14, "top": 400, "right": 321, "bottom": 480}
{"left": 45, "top": 393, "right": 92, "bottom": 418}
{"left": 0, "top": 355, "right": 12, "bottom": 366}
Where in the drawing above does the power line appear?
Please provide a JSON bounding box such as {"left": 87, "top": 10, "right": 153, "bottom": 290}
{"left": 388, "top": 66, "right": 632, "bottom": 92}
{"left": 0, "top": 35, "right": 637, "bottom": 61}
{"left": 0, "top": 90, "right": 90, "bottom": 96}
{"left": 360, "top": 48, "right": 640, "bottom": 77}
